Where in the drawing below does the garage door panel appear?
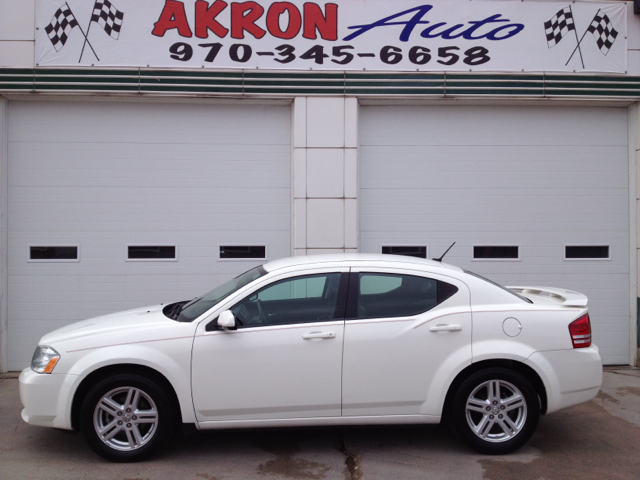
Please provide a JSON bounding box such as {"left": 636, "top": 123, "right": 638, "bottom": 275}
{"left": 361, "top": 207, "right": 628, "bottom": 224}
{"left": 362, "top": 187, "right": 627, "bottom": 200}
{"left": 361, "top": 200, "right": 628, "bottom": 217}
{"left": 361, "top": 105, "right": 630, "bottom": 365}
{"left": 361, "top": 219, "right": 627, "bottom": 235}
{"left": 362, "top": 145, "right": 629, "bottom": 158}
{"left": 8, "top": 208, "right": 290, "bottom": 224}
{"left": 360, "top": 170, "right": 628, "bottom": 190}
{"left": 361, "top": 106, "right": 627, "bottom": 147}
{"left": 8, "top": 149, "right": 292, "bottom": 169}
{"left": 7, "top": 100, "right": 291, "bottom": 371}
{"left": 9, "top": 104, "right": 290, "bottom": 146}
{"left": 362, "top": 147, "right": 629, "bottom": 162}
{"left": 9, "top": 188, "right": 290, "bottom": 207}
{"left": 9, "top": 169, "right": 291, "bottom": 186}
{"left": 8, "top": 148, "right": 291, "bottom": 171}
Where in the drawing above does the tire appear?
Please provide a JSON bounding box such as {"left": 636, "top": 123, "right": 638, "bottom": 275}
{"left": 450, "top": 368, "right": 540, "bottom": 455}
{"left": 80, "top": 373, "right": 177, "bottom": 462}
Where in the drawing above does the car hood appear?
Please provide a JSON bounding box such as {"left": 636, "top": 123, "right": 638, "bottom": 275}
{"left": 39, "top": 304, "right": 191, "bottom": 350}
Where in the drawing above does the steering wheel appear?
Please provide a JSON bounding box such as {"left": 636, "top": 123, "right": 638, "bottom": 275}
{"left": 256, "top": 299, "right": 267, "bottom": 324}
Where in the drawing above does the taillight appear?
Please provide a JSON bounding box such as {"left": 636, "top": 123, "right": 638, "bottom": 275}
{"left": 569, "top": 313, "right": 591, "bottom": 348}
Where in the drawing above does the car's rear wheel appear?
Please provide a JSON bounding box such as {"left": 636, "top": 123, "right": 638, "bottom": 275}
{"left": 451, "top": 368, "right": 540, "bottom": 454}
{"left": 80, "top": 373, "right": 176, "bottom": 462}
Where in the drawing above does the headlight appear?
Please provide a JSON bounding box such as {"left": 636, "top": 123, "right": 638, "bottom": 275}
{"left": 31, "top": 346, "right": 61, "bottom": 374}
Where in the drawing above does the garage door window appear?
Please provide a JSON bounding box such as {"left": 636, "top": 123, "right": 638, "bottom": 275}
{"left": 565, "top": 245, "right": 610, "bottom": 260}
{"left": 473, "top": 245, "right": 520, "bottom": 260}
{"left": 29, "top": 245, "right": 79, "bottom": 262}
{"left": 219, "top": 245, "right": 267, "bottom": 260}
{"left": 348, "top": 273, "right": 458, "bottom": 320}
{"left": 381, "top": 246, "right": 428, "bottom": 259}
{"left": 127, "top": 245, "right": 177, "bottom": 261}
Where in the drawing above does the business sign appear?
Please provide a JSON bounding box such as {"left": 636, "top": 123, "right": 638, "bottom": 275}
{"left": 35, "top": 0, "right": 627, "bottom": 73}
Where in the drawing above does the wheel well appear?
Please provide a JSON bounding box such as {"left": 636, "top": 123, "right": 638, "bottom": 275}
{"left": 70, "top": 364, "right": 183, "bottom": 432}
{"left": 442, "top": 359, "right": 548, "bottom": 420}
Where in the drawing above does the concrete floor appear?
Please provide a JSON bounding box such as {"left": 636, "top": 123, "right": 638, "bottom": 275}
{"left": 1, "top": 368, "right": 639, "bottom": 480}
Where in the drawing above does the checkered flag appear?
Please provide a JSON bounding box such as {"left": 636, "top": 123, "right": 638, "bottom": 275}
{"left": 44, "top": 4, "right": 79, "bottom": 52}
{"left": 90, "top": 0, "right": 124, "bottom": 40}
{"left": 587, "top": 12, "right": 618, "bottom": 55}
{"left": 544, "top": 7, "right": 575, "bottom": 48}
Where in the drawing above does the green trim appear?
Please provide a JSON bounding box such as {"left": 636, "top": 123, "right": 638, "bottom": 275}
{"left": 0, "top": 68, "right": 638, "bottom": 99}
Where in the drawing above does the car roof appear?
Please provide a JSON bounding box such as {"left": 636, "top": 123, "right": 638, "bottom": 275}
{"left": 262, "top": 253, "right": 462, "bottom": 274}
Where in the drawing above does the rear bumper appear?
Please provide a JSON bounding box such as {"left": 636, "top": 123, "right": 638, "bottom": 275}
{"left": 526, "top": 345, "right": 602, "bottom": 414}
{"left": 19, "top": 368, "right": 77, "bottom": 430}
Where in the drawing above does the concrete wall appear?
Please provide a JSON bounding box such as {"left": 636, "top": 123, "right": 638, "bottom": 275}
{"left": 291, "top": 97, "right": 359, "bottom": 256}
{"left": 635, "top": 102, "right": 640, "bottom": 366}
{"left": 0, "top": 0, "right": 35, "bottom": 67}
{"left": 0, "top": 98, "right": 7, "bottom": 373}
{"left": 629, "top": 2, "right": 640, "bottom": 75}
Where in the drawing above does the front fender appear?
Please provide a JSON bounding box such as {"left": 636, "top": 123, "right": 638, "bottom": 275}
{"left": 65, "top": 337, "right": 196, "bottom": 425}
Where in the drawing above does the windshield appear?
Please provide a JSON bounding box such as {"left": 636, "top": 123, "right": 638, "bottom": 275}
{"left": 176, "top": 266, "right": 267, "bottom": 322}
{"left": 463, "top": 270, "right": 533, "bottom": 304}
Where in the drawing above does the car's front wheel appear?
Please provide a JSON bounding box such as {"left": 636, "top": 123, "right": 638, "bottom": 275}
{"left": 80, "top": 373, "right": 176, "bottom": 462}
{"left": 450, "top": 368, "right": 540, "bottom": 454}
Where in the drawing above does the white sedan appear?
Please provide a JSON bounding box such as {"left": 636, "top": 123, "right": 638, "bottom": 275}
{"left": 19, "top": 254, "right": 602, "bottom": 461}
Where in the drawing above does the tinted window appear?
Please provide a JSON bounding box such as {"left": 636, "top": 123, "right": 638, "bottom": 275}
{"left": 381, "top": 246, "right": 427, "bottom": 259}
{"left": 464, "top": 270, "right": 532, "bottom": 304}
{"left": 565, "top": 246, "right": 609, "bottom": 259}
{"left": 352, "top": 273, "right": 458, "bottom": 319}
{"left": 473, "top": 246, "right": 519, "bottom": 259}
{"left": 232, "top": 273, "right": 342, "bottom": 327}
{"left": 220, "top": 246, "right": 266, "bottom": 259}
{"left": 128, "top": 246, "right": 176, "bottom": 259}
{"left": 30, "top": 246, "right": 78, "bottom": 260}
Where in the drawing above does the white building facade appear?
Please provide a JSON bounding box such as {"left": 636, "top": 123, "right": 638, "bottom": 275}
{"left": 1, "top": 0, "right": 639, "bottom": 371}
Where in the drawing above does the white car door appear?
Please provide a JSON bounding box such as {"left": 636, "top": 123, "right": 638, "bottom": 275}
{"left": 342, "top": 268, "right": 472, "bottom": 417}
{"left": 192, "top": 269, "right": 348, "bottom": 425}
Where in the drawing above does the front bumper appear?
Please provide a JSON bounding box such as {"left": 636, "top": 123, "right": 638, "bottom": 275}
{"left": 526, "top": 345, "right": 602, "bottom": 415}
{"left": 19, "top": 368, "right": 78, "bottom": 430}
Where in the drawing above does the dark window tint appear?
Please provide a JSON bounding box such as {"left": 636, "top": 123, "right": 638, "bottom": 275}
{"left": 231, "top": 273, "right": 343, "bottom": 327}
{"left": 565, "top": 246, "right": 609, "bottom": 259}
{"left": 381, "top": 246, "right": 427, "bottom": 259}
{"left": 351, "top": 273, "right": 458, "bottom": 319}
{"left": 473, "top": 246, "right": 519, "bottom": 259}
{"left": 464, "top": 270, "right": 532, "bottom": 304}
{"left": 220, "top": 246, "right": 266, "bottom": 259}
{"left": 128, "top": 246, "right": 176, "bottom": 259}
{"left": 30, "top": 246, "right": 78, "bottom": 260}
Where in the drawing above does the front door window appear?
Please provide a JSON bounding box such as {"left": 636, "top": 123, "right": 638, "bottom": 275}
{"left": 231, "top": 273, "right": 343, "bottom": 327}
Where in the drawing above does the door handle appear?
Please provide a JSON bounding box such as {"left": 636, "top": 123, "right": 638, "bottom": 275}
{"left": 429, "top": 324, "right": 462, "bottom": 332}
{"left": 303, "top": 332, "right": 336, "bottom": 340}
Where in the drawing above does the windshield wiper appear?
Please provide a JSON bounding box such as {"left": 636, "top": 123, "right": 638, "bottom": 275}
{"left": 171, "top": 297, "right": 202, "bottom": 321}
{"left": 163, "top": 301, "right": 186, "bottom": 320}
{"left": 179, "top": 297, "right": 200, "bottom": 312}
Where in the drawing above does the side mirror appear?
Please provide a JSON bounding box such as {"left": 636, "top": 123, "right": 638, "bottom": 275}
{"left": 217, "top": 310, "right": 237, "bottom": 330}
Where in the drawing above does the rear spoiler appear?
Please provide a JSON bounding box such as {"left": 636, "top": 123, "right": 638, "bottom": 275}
{"left": 507, "top": 286, "right": 588, "bottom": 307}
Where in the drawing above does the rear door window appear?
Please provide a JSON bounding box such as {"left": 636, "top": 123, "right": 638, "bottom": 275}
{"left": 349, "top": 273, "right": 458, "bottom": 319}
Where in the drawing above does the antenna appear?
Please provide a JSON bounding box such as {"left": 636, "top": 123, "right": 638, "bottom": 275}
{"left": 432, "top": 242, "right": 456, "bottom": 262}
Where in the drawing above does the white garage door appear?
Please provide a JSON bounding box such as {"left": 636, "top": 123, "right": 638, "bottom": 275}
{"left": 360, "top": 105, "right": 630, "bottom": 365}
{"left": 7, "top": 100, "right": 291, "bottom": 370}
